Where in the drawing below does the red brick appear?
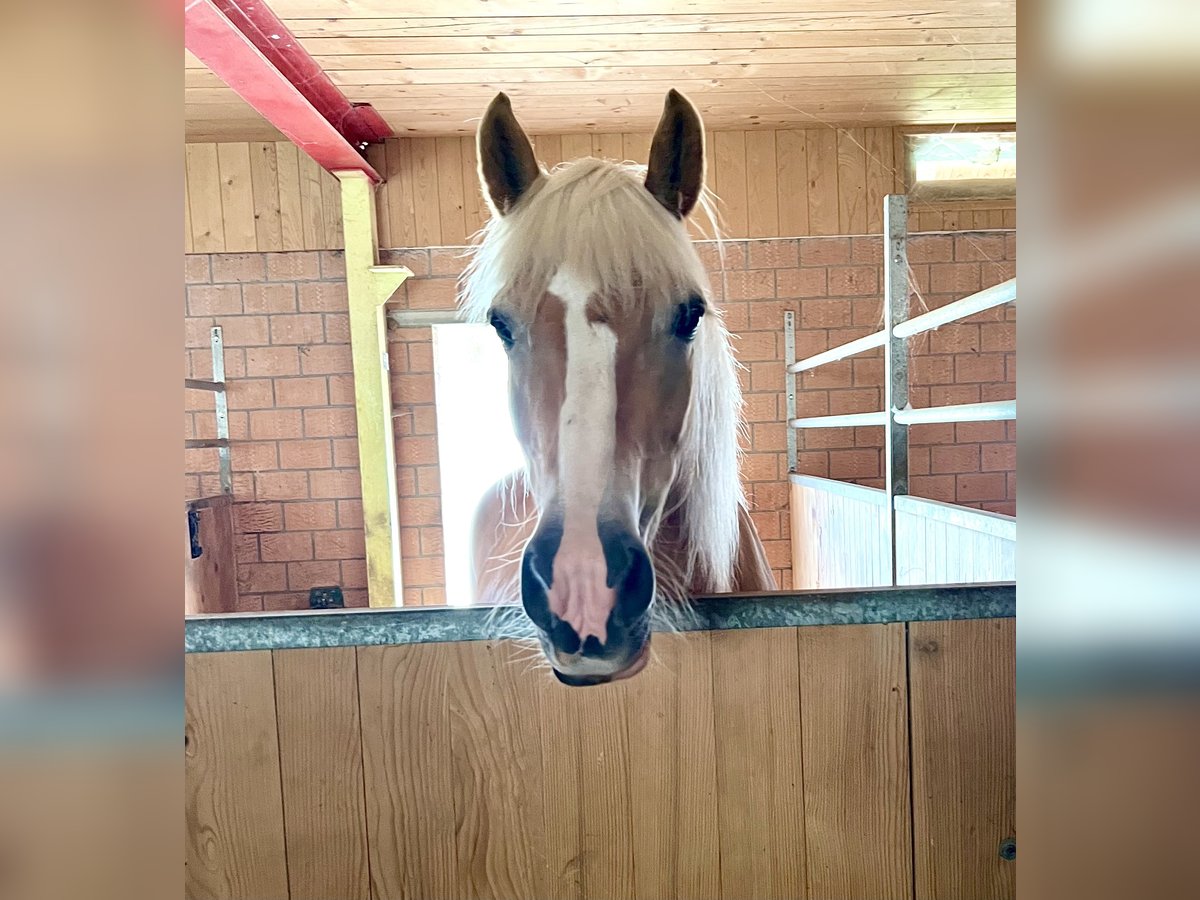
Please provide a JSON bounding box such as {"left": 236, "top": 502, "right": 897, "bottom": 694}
{"left": 909, "top": 423, "right": 956, "bottom": 445}
{"left": 221, "top": 379, "right": 271, "bottom": 410}
{"left": 981, "top": 382, "right": 1015, "bottom": 402}
{"left": 800, "top": 237, "right": 850, "bottom": 265}
{"left": 416, "top": 466, "right": 442, "bottom": 496}
{"left": 243, "top": 347, "right": 297, "bottom": 378}
{"left": 798, "top": 361, "right": 852, "bottom": 390}
{"left": 800, "top": 427, "right": 856, "bottom": 450}
{"left": 955, "top": 354, "right": 1005, "bottom": 383}
{"left": 324, "top": 314, "right": 351, "bottom": 344}
{"left": 911, "top": 355, "right": 954, "bottom": 385}
{"left": 982, "top": 443, "right": 1016, "bottom": 471}
{"left": 747, "top": 300, "right": 791, "bottom": 332}
{"left": 234, "top": 502, "right": 283, "bottom": 533}
{"left": 753, "top": 482, "right": 789, "bottom": 511}
{"left": 852, "top": 299, "right": 883, "bottom": 327}
{"left": 287, "top": 560, "right": 341, "bottom": 591}
{"left": 279, "top": 439, "right": 333, "bottom": 470}
{"left": 270, "top": 314, "right": 325, "bottom": 345}
{"left": 909, "top": 447, "right": 931, "bottom": 475}
{"left": 850, "top": 237, "right": 884, "bottom": 264}
{"left": 393, "top": 373, "right": 435, "bottom": 404}
{"left": 854, "top": 426, "right": 884, "bottom": 447}
{"left": 214, "top": 315, "right": 270, "bottom": 346}
{"left": 304, "top": 407, "right": 357, "bottom": 438}
{"left": 255, "top": 471, "right": 309, "bottom": 500}
{"left": 750, "top": 510, "right": 782, "bottom": 540}
{"left": 241, "top": 284, "right": 296, "bottom": 315}
{"left": 431, "top": 248, "right": 470, "bottom": 276}
{"left": 852, "top": 358, "right": 884, "bottom": 386}
{"left": 747, "top": 240, "right": 799, "bottom": 269}
{"left": 211, "top": 253, "right": 266, "bottom": 283}
{"left": 234, "top": 534, "right": 260, "bottom": 565}
{"left": 910, "top": 475, "right": 956, "bottom": 503}
{"left": 740, "top": 453, "right": 778, "bottom": 482}
{"left": 697, "top": 241, "right": 746, "bottom": 271}
{"left": 731, "top": 332, "right": 777, "bottom": 363}
{"left": 829, "top": 449, "right": 879, "bottom": 479}
{"left": 186, "top": 317, "right": 215, "bottom": 348}
{"left": 404, "top": 557, "right": 445, "bottom": 587}
{"left": 907, "top": 235, "right": 954, "bottom": 263}
{"left": 250, "top": 409, "right": 303, "bottom": 440}
{"left": 188, "top": 284, "right": 242, "bottom": 316}
{"left": 828, "top": 388, "right": 880, "bottom": 415}
{"left": 928, "top": 324, "right": 979, "bottom": 354}
{"left": 319, "top": 250, "right": 346, "bottom": 279}
{"left": 406, "top": 278, "right": 458, "bottom": 310}
{"left": 398, "top": 496, "right": 440, "bottom": 526}
{"left": 419, "top": 527, "right": 444, "bottom": 556}
{"left": 956, "top": 472, "right": 1006, "bottom": 502}
{"left": 929, "top": 262, "right": 982, "bottom": 294}
{"left": 185, "top": 256, "right": 210, "bottom": 284}
{"left": 340, "top": 559, "right": 368, "bottom": 589}
{"left": 800, "top": 299, "right": 852, "bottom": 329}
{"left": 309, "top": 469, "right": 362, "bottom": 499}
{"left": 283, "top": 500, "right": 338, "bottom": 531}
{"left": 931, "top": 384, "right": 981, "bottom": 406}
{"left": 274, "top": 376, "right": 329, "bottom": 408}
{"left": 263, "top": 592, "right": 313, "bottom": 611}
{"left": 954, "top": 234, "right": 1005, "bottom": 262}
{"left": 980, "top": 322, "right": 1015, "bottom": 352}
{"left": 724, "top": 270, "right": 775, "bottom": 301}
{"left": 794, "top": 329, "right": 829, "bottom": 358}
{"left": 400, "top": 527, "right": 421, "bottom": 557}
{"left": 231, "top": 441, "right": 279, "bottom": 472}
{"left": 751, "top": 423, "right": 788, "bottom": 452}
{"left": 332, "top": 438, "right": 359, "bottom": 468}
{"left": 794, "top": 390, "right": 829, "bottom": 417}
{"left": 776, "top": 267, "right": 827, "bottom": 298}
{"left": 762, "top": 540, "right": 790, "bottom": 569}
{"left": 407, "top": 342, "right": 433, "bottom": 373}
{"left": 931, "top": 444, "right": 980, "bottom": 474}
{"left": 300, "top": 344, "right": 352, "bottom": 375}
{"left": 956, "top": 421, "right": 1007, "bottom": 443}
{"left": 314, "top": 529, "right": 367, "bottom": 560}
{"left": 795, "top": 451, "right": 830, "bottom": 477}
{"left": 720, "top": 301, "right": 749, "bottom": 331}
{"left": 743, "top": 393, "right": 777, "bottom": 422}
{"left": 343, "top": 589, "right": 370, "bottom": 608}
{"left": 328, "top": 374, "right": 355, "bottom": 406}
{"left": 749, "top": 362, "right": 785, "bottom": 391}
{"left": 397, "top": 435, "right": 438, "bottom": 466}
{"left": 260, "top": 531, "right": 314, "bottom": 562}
{"left": 266, "top": 252, "right": 320, "bottom": 281}
{"left": 337, "top": 499, "right": 364, "bottom": 529}
{"left": 238, "top": 562, "right": 287, "bottom": 593}
{"left": 827, "top": 266, "right": 879, "bottom": 296}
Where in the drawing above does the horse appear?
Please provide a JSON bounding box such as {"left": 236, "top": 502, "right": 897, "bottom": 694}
{"left": 462, "top": 90, "right": 776, "bottom": 687}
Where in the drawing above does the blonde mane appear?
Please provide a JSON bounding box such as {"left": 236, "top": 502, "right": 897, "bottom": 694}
{"left": 461, "top": 157, "right": 745, "bottom": 593}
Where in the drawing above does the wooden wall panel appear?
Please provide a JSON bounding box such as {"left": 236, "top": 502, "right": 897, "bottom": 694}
{"left": 184, "top": 651, "right": 289, "bottom": 900}
{"left": 910, "top": 618, "right": 1016, "bottom": 900}
{"left": 711, "top": 627, "right": 808, "bottom": 899}
{"left": 185, "top": 619, "right": 1016, "bottom": 900}
{"left": 272, "top": 648, "right": 370, "bottom": 900}
{"left": 183, "top": 125, "right": 1014, "bottom": 252}
{"left": 798, "top": 624, "right": 913, "bottom": 899}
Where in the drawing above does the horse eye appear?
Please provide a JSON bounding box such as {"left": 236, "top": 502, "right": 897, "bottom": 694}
{"left": 488, "top": 310, "right": 515, "bottom": 349}
{"left": 671, "top": 296, "right": 706, "bottom": 342}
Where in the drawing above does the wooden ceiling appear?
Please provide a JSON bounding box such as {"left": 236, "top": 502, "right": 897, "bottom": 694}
{"left": 185, "top": 0, "right": 1016, "bottom": 142}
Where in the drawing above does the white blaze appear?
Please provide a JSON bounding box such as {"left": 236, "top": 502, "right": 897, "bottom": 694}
{"left": 547, "top": 269, "right": 618, "bottom": 645}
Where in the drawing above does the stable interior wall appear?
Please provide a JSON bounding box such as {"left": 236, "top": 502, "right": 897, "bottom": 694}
{"left": 183, "top": 124, "right": 1016, "bottom": 253}
{"left": 185, "top": 231, "right": 1015, "bottom": 611}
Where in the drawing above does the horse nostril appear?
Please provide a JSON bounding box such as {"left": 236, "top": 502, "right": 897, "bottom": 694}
{"left": 599, "top": 525, "right": 654, "bottom": 623}
{"left": 521, "top": 524, "right": 563, "bottom": 631}
{"left": 550, "top": 617, "right": 581, "bottom": 655}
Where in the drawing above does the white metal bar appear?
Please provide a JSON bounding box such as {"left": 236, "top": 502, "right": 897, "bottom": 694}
{"left": 388, "top": 309, "right": 465, "bottom": 328}
{"left": 788, "top": 329, "right": 885, "bottom": 373}
{"left": 210, "top": 326, "right": 232, "bottom": 496}
{"left": 789, "top": 411, "right": 887, "bottom": 429}
{"left": 883, "top": 194, "right": 910, "bottom": 587}
{"left": 892, "top": 400, "right": 1016, "bottom": 425}
{"left": 783, "top": 311, "right": 797, "bottom": 473}
{"left": 892, "top": 277, "right": 1016, "bottom": 339}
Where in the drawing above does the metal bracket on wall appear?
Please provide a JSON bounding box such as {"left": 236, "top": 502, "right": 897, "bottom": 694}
{"left": 784, "top": 310, "right": 797, "bottom": 474}
{"left": 184, "top": 326, "right": 232, "bottom": 496}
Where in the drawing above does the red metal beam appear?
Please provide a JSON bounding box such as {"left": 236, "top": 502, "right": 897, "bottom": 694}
{"left": 211, "top": 1, "right": 392, "bottom": 147}
{"left": 185, "top": 0, "right": 382, "bottom": 183}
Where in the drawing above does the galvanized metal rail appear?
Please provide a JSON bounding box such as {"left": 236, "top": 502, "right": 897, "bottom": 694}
{"left": 184, "top": 326, "right": 232, "bottom": 496}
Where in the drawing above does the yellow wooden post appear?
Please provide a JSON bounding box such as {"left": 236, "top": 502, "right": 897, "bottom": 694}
{"left": 334, "top": 170, "right": 411, "bottom": 606}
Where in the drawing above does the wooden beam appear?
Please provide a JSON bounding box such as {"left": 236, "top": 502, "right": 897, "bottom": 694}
{"left": 335, "top": 170, "right": 411, "bottom": 607}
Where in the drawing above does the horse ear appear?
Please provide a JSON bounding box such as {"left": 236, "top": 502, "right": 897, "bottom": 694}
{"left": 645, "top": 89, "right": 705, "bottom": 219}
{"left": 477, "top": 93, "right": 542, "bottom": 216}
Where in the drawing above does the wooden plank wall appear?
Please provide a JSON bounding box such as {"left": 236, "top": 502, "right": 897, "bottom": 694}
{"left": 895, "top": 496, "right": 1016, "bottom": 586}
{"left": 185, "top": 619, "right": 1016, "bottom": 900}
{"left": 184, "top": 126, "right": 1015, "bottom": 252}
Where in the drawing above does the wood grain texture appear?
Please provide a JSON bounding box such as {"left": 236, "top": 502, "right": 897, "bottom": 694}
{"left": 185, "top": 651, "right": 289, "bottom": 900}
{"left": 248, "top": 142, "right": 283, "bottom": 252}
{"left": 358, "top": 642, "right": 459, "bottom": 900}
{"left": 216, "top": 143, "right": 256, "bottom": 252}
{"left": 910, "top": 618, "right": 1016, "bottom": 900}
{"left": 184, "top": 499, "right": 237, "bottom": 614}
{"left": 272, "top": 648, "right": 370, "bottom": 900}
{"left": 183, "top": 124, "right": 1014, "bottom": 252}
{"left": 711, "top": 627, "right": 808, "bottom": 899}
{"left": 798, "top": 624, "right": 913, "bottom": 899}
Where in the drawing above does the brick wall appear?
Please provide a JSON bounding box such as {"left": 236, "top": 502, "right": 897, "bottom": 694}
{"left": 184, "top": 231, "right": 1015, "bottom": 606}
